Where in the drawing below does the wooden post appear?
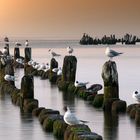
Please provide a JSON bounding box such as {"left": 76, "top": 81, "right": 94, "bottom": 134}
{"left": 50, "top": 58, "right": 58, "bottom": 70}
{"left": 24, "top": 47, "right": 31, "bottom": 74}
{"left": 20, "top": 75, "right": 34, "bottom": 111}
{"left": 62, "top": 56, "right": 77, "bottom": 83}
{"left": 5, "top": 63, "right": 15, "bottom": 86}
{"left": 14, "top": 47, "right": 20, "bottom": 60}
{"left": 102, "top": 60, "right": 119, "bottom": 111}
{"left": 4, "top": 36, "right": 10, "bottom": 55}
{"left": 24, "top": 47, "right": 31, "bottom": 63}
{"left": 20, "top": 75, "right": 34, "bottom": 99}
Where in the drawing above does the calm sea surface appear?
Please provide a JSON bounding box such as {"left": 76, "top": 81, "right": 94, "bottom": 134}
{"left": 0, "top": 40, "right": 140, "bottom": 140}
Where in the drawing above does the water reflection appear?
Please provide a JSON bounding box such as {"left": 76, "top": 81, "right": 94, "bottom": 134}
{"left": 104, "top": 111, "right": 119, "bottom": 140}
{"left": 62, "top": 92, "right": 75, "bottom": 104}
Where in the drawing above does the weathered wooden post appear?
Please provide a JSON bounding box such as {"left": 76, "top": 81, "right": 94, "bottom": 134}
{"left": 14, "top": 47, "right": 20, "bottom": 60}
{"left": 20, "top": 75, "right": 34, "bottom": 99}
{"left": 5, "top": 63, "right": 15, "bottom": 86}
{"left": 50, "top": 58, "right": 58, "bottom": 70}
{"left": 0, "top": 60, "right": 5, "bottom": 83}
{"left": 20, "top": 75, "right": 38, "bottom": 112}
{"left": 48, "top": 58, "right": 58, "bottom": 83}
{"left": 57, "top": 55, "right": 77, "bottom": 91}
{"left": 4, "top": 36, "right": 10, "bottom": 55}
{"left": 0, "top": 60, "right": 6, "bottom": 95}
{"left": 24, "top": 47, "right": 31, "bottom": 75}
{"left": 62, "top": 56, "right": 77, "bottom": 82}
{"left": 102, "top": 60, "right": 119, "bottom": 111}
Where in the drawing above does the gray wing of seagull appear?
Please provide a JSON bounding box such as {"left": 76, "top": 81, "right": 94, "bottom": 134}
{"left": 52, "top": 51, "right": 61, "bottom": 57}
{"left": 110, "top": 49, "right": 123, "bottom": 57}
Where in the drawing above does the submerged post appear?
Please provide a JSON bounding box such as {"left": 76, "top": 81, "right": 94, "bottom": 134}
{"left": 62, "top": 56, "right": 77, "bottom": 83}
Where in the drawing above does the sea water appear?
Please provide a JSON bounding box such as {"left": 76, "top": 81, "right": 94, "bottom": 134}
{"left": 0, "top": 40, "right": 140, "bottom": 140}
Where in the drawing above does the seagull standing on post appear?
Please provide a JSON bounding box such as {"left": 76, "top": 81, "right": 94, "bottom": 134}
{"left": 63, "top": 106, "right": 88, "bottom": 125}
{"left": 105, "top": 47, "right": 123, "bottom": 60}
{"left": 132, "top": 91, "right": 140, "bottom": 103}
{"left": 67, "top": 46, "right": 73, "bottom": 55}
{"left": 25, "top": 40, "right": 29, "bottom": 47}
{"left": 15, "top": 42, "right": 22, "bottom": 47}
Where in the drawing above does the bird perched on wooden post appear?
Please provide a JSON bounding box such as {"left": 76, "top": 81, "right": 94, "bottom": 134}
{"left": 25, "top": 40, "right": 29, "bottom": 47}
{"left": 67, "top": 46, "right": 73, "bottom": 55}
{"left": 63, "top": 106, "right": 88, "bottom": 125}
{"left": 105, "top": 47, "right": 123, "bottom": 60}
{"left": 132, "top": 91, "right": 140, "bottom": 103}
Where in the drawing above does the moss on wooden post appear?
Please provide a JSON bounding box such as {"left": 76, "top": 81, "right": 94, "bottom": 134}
{"left": 62, "top": 56, "right": 77, "bottom": 83}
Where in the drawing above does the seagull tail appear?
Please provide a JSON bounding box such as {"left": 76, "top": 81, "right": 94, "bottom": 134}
{"left": 79, "top": 120, "right": 89, "bottom": 124}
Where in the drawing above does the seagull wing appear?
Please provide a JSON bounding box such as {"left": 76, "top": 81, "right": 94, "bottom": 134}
{"left": 110, "top": 49, "right": 123, "bottom": 56}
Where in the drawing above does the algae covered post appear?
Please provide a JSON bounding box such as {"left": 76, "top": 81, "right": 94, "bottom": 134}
{"left": 62, "top": 56, "right": 77, "bottom": 83}
{"left": 24, "top": 47, "right": 31, "bottom": 74}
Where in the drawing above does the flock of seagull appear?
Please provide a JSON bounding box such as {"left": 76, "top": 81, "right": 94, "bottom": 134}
{"left": 0, "top": 40, "right": 140, "bottom": 125}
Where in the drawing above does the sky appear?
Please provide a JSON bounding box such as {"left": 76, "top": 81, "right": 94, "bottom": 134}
{"left": 0, "top": 0, "right": 140, "bottom": 40}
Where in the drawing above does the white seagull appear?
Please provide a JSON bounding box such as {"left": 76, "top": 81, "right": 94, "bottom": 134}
{"left": 105, "top": 47, "right": 123, "bottom": 60}
{"left": 48, "top": 49, "right": 61, "bottom": 57}
{"left": 4, "top": 74, "right": 15, "bottom": 81}
{"left": 25, "top": 40, "right": 29, "bottom": 47}
{"left": 67, "top": 46, "right": 73, "bottom": 55}
{"left": 132, "top": 91, "right": 140, "bottom": 103}
{"left": 2, "top": 47, "right": 8, "bottom": 55}
{"left": 16, "top": 58, "right": 24, "bottom": 65}
{"left": 57, "top": 67, "right": 62, "bottom": 76}
{"left": 74, "top": 81, "right": 89, "bottom": 88}
{"left": 63, "top": 106, "right": 88, "bottom": 125}
{"left": 15, "top": 42, "right": 22, "bottom": 47}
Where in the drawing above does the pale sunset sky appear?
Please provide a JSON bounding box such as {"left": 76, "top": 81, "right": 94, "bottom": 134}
{"left": 0, "top": 0, "right": 140, "bottom": 39}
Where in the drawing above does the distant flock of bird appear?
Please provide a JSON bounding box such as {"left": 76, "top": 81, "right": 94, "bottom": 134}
{"left": 1, "top": 39, "right": 140, "bottom": 125}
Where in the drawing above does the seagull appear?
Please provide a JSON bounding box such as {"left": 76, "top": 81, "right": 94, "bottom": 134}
{"left": 15, "top": 42, "right": 22, "bottom": 47}
{"left": 105, "top": 47, "right": 123, "bottom": 60}
{"left": 0, "top": 57, "right": 6, "bottom": 65}
{"left": 67, "top": 46, "right": 73, "bottom": 55}
{"left": 4, "top": 74, "right": 15, "bottom": 81}
{"left": 132, "top": 91, "right": 140, "bottom": 102}
{"left": 52, "top": 67, "right": 59, "bottom": 73}
{"left": 25, "top": 40, "right": 29, "bottom": 47}
{"left": 2, "top": 47, "right": 8, "bottom": 55}
{"left": 63, "top": 106, "right": 88, "bottom": 125}
{"left": 57, "top": 67, "right": 62, "bottom": 76}
{"left": 74, "top": 81, "right": 89, "bottom": 88}
{"left": 16, "top": 58, "right": 24, "bottom": 65}
{"left": 87, "top": 84, "right": 103, "bottom": 93}
{"left": 48, "top": 49, "right": 61, "bottom": 57}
